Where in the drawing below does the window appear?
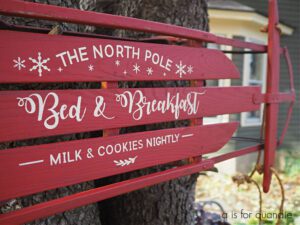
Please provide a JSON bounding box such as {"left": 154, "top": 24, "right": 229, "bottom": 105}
{"left": 241, "top": 38, "right": 267, "bottom": 127}
{"left": 203, "top": 37, "right": 231, "bottom": 125}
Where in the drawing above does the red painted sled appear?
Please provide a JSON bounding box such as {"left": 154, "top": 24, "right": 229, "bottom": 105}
{"left": 0, "top": 0, "right": 295, "bottom": 224}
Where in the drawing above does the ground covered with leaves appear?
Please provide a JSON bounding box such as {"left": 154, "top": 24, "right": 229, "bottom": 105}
{"left": 195, "top": 171, "right": 300, "bottom": 225}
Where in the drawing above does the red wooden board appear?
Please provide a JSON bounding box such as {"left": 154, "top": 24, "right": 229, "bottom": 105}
{"left": 0, "top": 160, "right": 216, "bottom": 225}
{"left": 0, "top": 0, "right": 267, "bottom": 51}
{"left": 0, "top": 122, "right": 237, "bottom": 201}
{"left": 0, "top": 87, "right": 259, "bottom": 142}
{"left": 0, "top": 30, "right": 239, "bottom": 83}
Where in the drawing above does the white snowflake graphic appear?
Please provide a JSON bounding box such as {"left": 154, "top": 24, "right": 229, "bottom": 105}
{"left": 88, "top": 64, "right": 94, "bottom": 72}
{"left": 28, "top": 52, "right": 50, "bottom": 77}
{"left": 146, "top": 67, "right": 153, "bottom": 75}
{"left": 187, "top": 65, "right": 193, "bottom": 74}
{"left": 58, "top": 67, "right": 63, "bottom": 72}
{"left": 123, "top": 70, "right": 128, "bottom": 75}
{"left": 175, "top": 61, "right": 186, "bottom": 78}
{"left": 133, "top": 63, "right": 140, "bottom": 74}
{"left": 13, "top": 57, "right": 26, "bottom": 71}
{"left": 163, "top": 72, "right": 167, "bottom": 76}
{"left": 115, "top": 60, "right": 120, "bottom": 67}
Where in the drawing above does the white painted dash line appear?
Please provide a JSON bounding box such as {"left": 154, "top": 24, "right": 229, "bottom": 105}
{"left": 19, "top": 160, "right": 44, "bottom": 167}
{"left": 181, "top": 134, "right": 194, "bottom": 138}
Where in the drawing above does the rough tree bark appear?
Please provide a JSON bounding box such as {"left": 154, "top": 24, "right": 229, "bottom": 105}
{"left": 94, "top": 1, "right": 209, "bottom": 225}
{"left": 0, "top": 0, "right": 209, "bottom": 225}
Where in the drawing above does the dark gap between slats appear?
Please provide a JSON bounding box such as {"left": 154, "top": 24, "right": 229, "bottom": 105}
{"left": 0, "top": 80, "right": 192, "bottom": 90}
{"left": 0, "top": 119, "right": 191, "bottom": 149}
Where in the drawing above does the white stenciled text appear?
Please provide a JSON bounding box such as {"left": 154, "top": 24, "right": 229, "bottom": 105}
{"left": 17, "top": 92, "right": 86, "bottom": 129}
{"left": 115, "top": 90, "right": 205, "bottom": 120}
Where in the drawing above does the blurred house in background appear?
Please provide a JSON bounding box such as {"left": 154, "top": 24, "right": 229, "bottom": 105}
{"left": 205, "top": 0, "right": 299, "bottom": 173}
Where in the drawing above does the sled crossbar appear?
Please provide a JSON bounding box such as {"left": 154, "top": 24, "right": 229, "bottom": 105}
{"left": 0, "top": 0, "right": 266, "bottom": 51}
{"left": 0, "top": 0, "right": 295, "bottom": 224}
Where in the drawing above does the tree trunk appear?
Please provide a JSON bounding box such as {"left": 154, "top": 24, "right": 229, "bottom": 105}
{"left": 0, "top": 0, "right": 209, "bottom": 225}
{"left": 95, "top": 1, "right": 209, "bottom": 225}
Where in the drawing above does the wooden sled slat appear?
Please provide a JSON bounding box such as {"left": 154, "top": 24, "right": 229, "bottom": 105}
{"left": 0, "top": 122, "right": 237, "bottom": 201}
{"left": 0, "top": 87, "right": 259, "bottom": 142}
{"left": 0, "top": 159, "right": 214, "bottom": 225}
{"left": 0, "top": 0, "right": 266, "bottom": 51}
{"left": 0, "top": 30, "right": 239, "bottom": 83}
{"left": 0, "top": 144, "right": 264, "bottom": 225}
